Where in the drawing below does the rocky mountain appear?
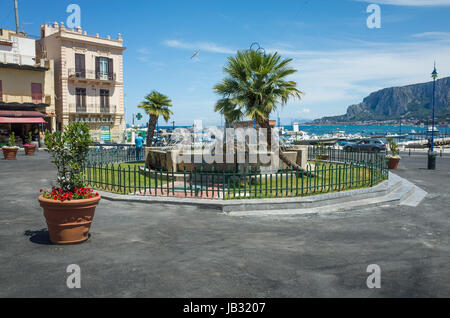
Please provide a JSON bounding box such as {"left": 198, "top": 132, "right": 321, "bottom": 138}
{"left": 312, "top": 77, "right": 450, "bottom": 124}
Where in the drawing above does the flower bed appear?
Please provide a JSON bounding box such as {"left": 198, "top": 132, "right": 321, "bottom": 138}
{"left": 41, "top": 187, "right": 100, "bottom": 202}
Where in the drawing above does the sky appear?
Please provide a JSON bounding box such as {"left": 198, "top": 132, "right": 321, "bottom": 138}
{"left": 1, "top": 0, "right": 450, "bottom": 126}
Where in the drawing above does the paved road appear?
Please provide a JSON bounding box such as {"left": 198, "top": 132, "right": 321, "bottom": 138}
{"left": 0, "top": 151, "right": 449, "bottom": 297}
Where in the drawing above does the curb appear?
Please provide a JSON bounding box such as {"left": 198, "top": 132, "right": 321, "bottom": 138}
{"left": 98, "top": 177, "right": 393, "bottom": 212}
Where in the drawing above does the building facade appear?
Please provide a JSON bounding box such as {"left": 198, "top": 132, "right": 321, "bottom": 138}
{"left": 37, "top": 23, "right": 126, "bottom": 143}
{"left": 0, "top": 28, "right": 55, "bottom": 147}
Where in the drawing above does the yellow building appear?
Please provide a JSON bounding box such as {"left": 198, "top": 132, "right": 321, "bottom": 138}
{"left": 0, "top": 28, "right": 55, "bottom": 147}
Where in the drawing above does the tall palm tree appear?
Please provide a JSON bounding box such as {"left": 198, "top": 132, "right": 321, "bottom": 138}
{"left": 138, "top": 91, "right": 173, "bottom": 146}
{"left": 214, "top": 49, "right": 304, "bottom": 168}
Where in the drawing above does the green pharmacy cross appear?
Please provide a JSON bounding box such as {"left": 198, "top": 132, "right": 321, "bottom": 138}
{"left": 136, "top": 113, "right": 143, "bottom": 121}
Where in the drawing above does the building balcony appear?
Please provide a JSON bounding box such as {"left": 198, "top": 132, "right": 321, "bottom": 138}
{"left": 68, "top": 104, "right": 117, "bottom": 115}
{"left": 67, "top": 68, "right": 117, "bottom": 84}
{"left": 0, "top": 93, "right": 51, "bottom": 106}
{"left": 0, "top": 52, "right": 49, "bottom": 70}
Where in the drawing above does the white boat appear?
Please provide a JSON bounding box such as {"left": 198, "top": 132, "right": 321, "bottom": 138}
{"left": 331, "top": 131, "right": 347, "bottom": 138}
{"left": 427, "top": 126, "right": 439, "bottom": 132}
{"left": 287, "top": 130, "right": 311, "bottom": 142}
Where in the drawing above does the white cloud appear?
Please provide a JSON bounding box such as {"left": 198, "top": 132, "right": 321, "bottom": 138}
{"left": 268, "top": 38, "right": 450, "bottom": 118}
{"left": 137, "top": 48, "right": 151, "bottom": 55}
{"left": 355, "top": 0, "right": 450, "bottom": 6}
{"left": 413, "top": 32, "right": 450, "bottom": 38}
{"left": 137, "top": 47, "right": 151, "bottom": 62}
{"left": 164, "top": 40, "right": 235, "bottom": 54}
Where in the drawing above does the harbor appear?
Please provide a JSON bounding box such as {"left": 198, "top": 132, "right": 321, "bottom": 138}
{"left": 123, "top": 123, "right": 450, "bottom": 150}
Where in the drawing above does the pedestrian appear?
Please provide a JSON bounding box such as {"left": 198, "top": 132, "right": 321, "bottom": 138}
{"left": 135, "top": 133, "right": 144, "bottom": 161}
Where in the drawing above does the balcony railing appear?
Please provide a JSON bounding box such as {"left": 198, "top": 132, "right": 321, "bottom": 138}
{"left": 0, "top": 93, "right": 51, "bottom": 105}
{"left": 69, "top": 104, "right": 117, "bottom": 114}
{"left": 0, "top": 52, "right": 37, "bottom": 67}
{"left": 68, "top": 68, "right": 116, "bottom": 82}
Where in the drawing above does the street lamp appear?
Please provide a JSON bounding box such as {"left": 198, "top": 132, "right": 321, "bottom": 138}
{"left": 428, "top": 63, "right": 438, "bottom": 170}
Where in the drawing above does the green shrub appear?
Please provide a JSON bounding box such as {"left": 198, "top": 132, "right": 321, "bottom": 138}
{"left": 45, "top": 122, "right": 93, "bottom": 192}
{"left": 8, "top": 132, "right": 16, "bottom": 147}
{"left": 387, "top": 138, "right": 400, "bottom": 158}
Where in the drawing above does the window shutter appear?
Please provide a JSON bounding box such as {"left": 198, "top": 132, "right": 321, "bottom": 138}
{"left": 80, "top": 55, "right": 85, "bottom": 77}
{"left": 76, "top": 89, "right": 80, "bottom": 107}
{"left": 75, "top": 54, "right": 85, "bottom": 77}
{"left": 82, "top": 89, "right": 86, "bottom": 107}
{"left": 95, "top": 57, "right": 100, "bottom": 79}
{"left": 108, "top": 58, "right": 114, "bottom": 80}
{"left": 106, "top": 90, "right": 110, "bottom": 107}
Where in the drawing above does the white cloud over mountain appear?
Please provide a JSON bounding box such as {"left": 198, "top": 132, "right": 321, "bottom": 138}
{"left": 268, "top": 38, "right": 450, "bottom": 118}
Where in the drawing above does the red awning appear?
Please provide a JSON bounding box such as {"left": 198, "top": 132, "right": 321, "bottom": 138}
{"left": 0, "top": 110, "right": 45, "bottom": 117}
{"left": 0, "top": 117, "right": 47, "bottom": 124}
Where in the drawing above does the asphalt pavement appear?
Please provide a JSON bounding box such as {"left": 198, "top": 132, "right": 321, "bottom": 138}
{"left": 0, "top": 150, "right": 449, "bottom": 297}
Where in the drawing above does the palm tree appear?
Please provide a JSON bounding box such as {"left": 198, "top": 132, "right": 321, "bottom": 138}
{"left": 138, "top": 91, "right": 173, "bottom": 146}
{"left": 214, "top": 49, "right": 304, "bottom": 168}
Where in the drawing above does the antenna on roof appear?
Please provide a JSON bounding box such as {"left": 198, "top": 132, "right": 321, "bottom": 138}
{"left": 14, "top": 0, "right": 20, "bottom": 33}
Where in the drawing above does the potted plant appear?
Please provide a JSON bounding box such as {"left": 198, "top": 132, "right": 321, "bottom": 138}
{"left": 38, "top": 122, "right": 100, "bottom": 245}
{"left": 24, "top": 131, "right": 37, "bottom": 156}
{"left": 2, "top": 132, "right": 19, "bottom": 160}
{"left": 386, "top": 138, "right": 401, "bottom": 170}
{"left": 316, "top": 142, "right": 329, "bottom": 161}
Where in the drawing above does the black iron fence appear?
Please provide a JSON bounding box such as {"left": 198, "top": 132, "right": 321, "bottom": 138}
{"left": 84, "top": 147, "right": 389, "bottom": 200}
{"left": 87, "top": 145, "right": 145, "bottom": 165}
{"left": 307, "top": 146, "right": 387, "bottom": 163}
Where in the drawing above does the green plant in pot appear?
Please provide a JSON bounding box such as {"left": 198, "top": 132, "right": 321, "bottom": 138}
{"left": 38, "top": 122, "right": 100, "bottom": 245}
{"left": 2, "top": 132, "right": 19, "bottom": 160}
{"left": 386, "top": 138, "right": 401, "bottom": 170}
{"left": 316, "top": 142, "right": 329, "bottom": 161}
{"left": 23, "top": 131, "right": 37, "bottom": 156}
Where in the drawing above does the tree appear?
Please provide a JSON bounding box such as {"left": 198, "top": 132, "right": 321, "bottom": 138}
{"left": 44, "top": 122, "right": 93, "bottom": 192}
{"left": 214, "top": 49, "right": 304, "bottom": 168}
{"left": 138, "top": 91, "right": 173, "bottom": 146}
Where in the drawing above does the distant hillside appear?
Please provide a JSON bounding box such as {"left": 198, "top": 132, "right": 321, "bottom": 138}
{"left": 311, "top": 77, "right": 450, "bottom": 124}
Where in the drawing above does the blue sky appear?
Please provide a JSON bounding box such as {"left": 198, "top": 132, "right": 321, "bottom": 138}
{"left": 1, "top": 0, "right": 450, "bottom": 126}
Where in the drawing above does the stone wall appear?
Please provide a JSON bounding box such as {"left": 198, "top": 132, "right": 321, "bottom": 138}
{"left": 145, "top": 146, "right": 309, "bottom": 172}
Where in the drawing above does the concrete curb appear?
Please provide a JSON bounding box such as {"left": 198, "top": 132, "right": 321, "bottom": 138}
{"left": 98, "top": 171, "right": 428, "bottom": 215}
{"left": 98, "top": 177, "right": 394, "bottom": 212}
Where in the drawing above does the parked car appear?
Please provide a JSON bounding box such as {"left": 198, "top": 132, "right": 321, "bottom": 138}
{"left": 343, "top": 139, "right": 386, "bottom": 153}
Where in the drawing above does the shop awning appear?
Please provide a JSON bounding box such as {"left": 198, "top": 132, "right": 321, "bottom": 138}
{"left": 0, "top": 117, "right": 47, "bottom": 124}
{"left": 0, "top": 110, "right": 45, "bottom": 117}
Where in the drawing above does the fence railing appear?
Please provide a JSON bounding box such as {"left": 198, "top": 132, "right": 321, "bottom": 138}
{"left": 84, "top": 147, "right": 389, "bottom": 200}
{"left": 87, "top": 146, "right": 145, "bottom": 166}
{"left": 307, "top": 146, "right": 387, "bottom": 163}
{"left": 68, "top": 68, "right": 116, "bottom": 82}
{"left": 69, "top": 104, "right": 117, "bottom": 114}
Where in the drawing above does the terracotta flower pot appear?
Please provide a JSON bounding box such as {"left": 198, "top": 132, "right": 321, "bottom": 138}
{"left": 387, "top": 157, "right": 400, "bottom": 170}
{"left": 2, "top": 147, "right": 18, "bottom": 160}
{"left": 38, "top": 195, "right": 101, "bottom": 245}
{"left": 24, "top": 144, "right": 37, "bottom": 156}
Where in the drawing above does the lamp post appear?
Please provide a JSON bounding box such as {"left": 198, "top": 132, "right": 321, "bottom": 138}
{"left": 428, "top": 63, "right": 438, "bottom": 170}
